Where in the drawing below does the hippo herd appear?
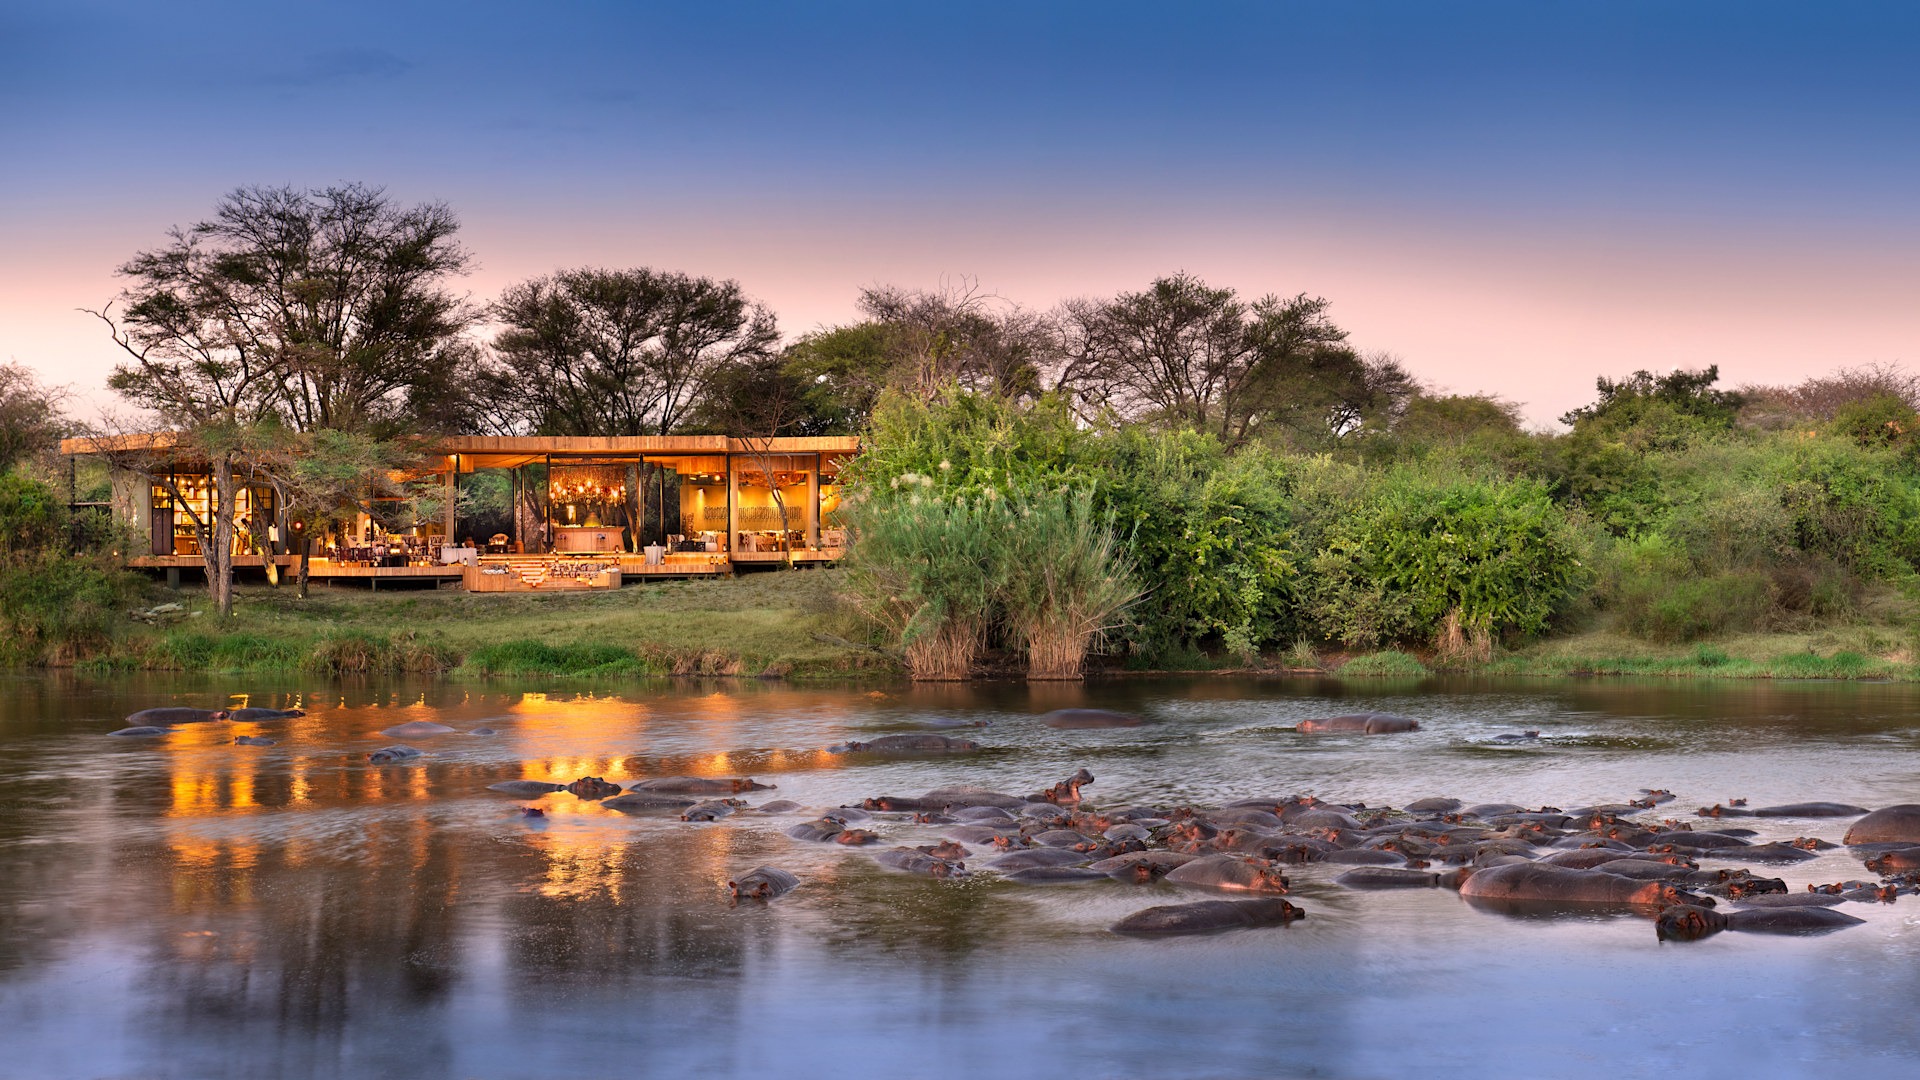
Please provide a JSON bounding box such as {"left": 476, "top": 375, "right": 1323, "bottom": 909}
{"left": 106, "top": 702, "right": 1920, "bottom": 941}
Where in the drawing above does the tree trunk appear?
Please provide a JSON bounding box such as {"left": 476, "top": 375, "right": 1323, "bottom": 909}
{"left": 297, "top": 536, "right": 311, "bottom": 599}
{"left": 206, "top": 454, "right": 238, "bottom": 617}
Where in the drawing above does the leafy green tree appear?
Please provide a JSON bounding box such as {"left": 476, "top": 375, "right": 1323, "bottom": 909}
{"left": 490, "top": 267, "right": 779, "bottom": 436}
{"left": 1561, "top": 365, "right": 1745, "bottom": 433}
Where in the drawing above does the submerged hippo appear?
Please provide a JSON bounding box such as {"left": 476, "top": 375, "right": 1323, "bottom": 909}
{"left": 1295, "top": 713, "right": 1420, "bottom": 735}
{"left": 1656, "top": 903, "right": 1864, "bottom": 941}
{"left": 1459, "top": 862, "right": 1703, "bottom": 909}
{"left": 367, "top": 745, "right": 423, "bottom": 764}
{"left": 728, "top": 866, "right": 800, "bottom": 901}
{"left": 831, "top": 734, "right": 980, "bottom": 754}
{"left": 1004, "top": 866, "right": 1109, "bottom": 885}
{"left": 565, "top": 776, "right": 623, "bottom": 799}
{"left": 989, "top": 847, "right": 1088, "bottom": 871}
{"left": 602, "top": 792, "right": 698, "bottom": 813}
{"left": 233, "top": 735, "right": 277, "bottom": 747}
{"left": 107, "top": 726, "right": 167, "bottom": 737}
{"left": 1844, "top": 804, "right": 1920, "bottom": 845}
{"left": 380, "top": 721, "right": 458, "bottom": 738}
{"left": 126, "top": 707, "right": 228, "bottom": 725}
{"left": 1336, "top": 867, "right": 1443, "bottom": 889}
{"left": 1749, "top": 802, "right": 1867, "bottom": 818}
{"left": 785, "top": 818, "right": 845, "bottom": 842}
{"left": 872, "top": 846, "right": 965, "bottom": 877}
{"left": 488, "top": 780, "right": 567, "bottom": 796}
{"left": 1164, "top": 854, "right": 1290, "bottom": 894}
{"left": 1042, "top": 708, "right": 1145, "bottom": 729}
{"left": 629, "top": 776, "right": 774, "bottom": 794}
{"left": 227, "top": 708, "right": 304, "bottom": 722}
{"left": 1111, "top": 898, "right": 1305, "bottom": 936}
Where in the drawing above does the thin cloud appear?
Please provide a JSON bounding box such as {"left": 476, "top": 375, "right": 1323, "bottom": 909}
{"left": 261, "top": 48, "right": 411, "bottom": 88}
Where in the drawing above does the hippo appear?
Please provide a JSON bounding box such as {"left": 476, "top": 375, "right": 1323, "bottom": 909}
{"left": 1004, "top": 866, "right": 1109, "bottom": 885}
{"left": 107, "top": 726, "right": 167, "bottom": 737}
{"left": 631, "top": 776, "right": 774, "bottom": 794}
{"left": 1035, "top": 768, "right": 1096, "bottom": 804}
{"left": 955, "top": 805, "right": 1018, "bottom": 822}
{"left": 1734, "top": 891, "right": 1846, "bottom": 908}
{"left": 1042, "top": 708, "right": 1145, "bottom": 729}
{"left": 489, "top": 780, "right": 567, "bottom": 796}
{"left": 821, "top": 807, "right": 872, "bottom": 824}
{"left": 227, "top": 708, "right": 304, "bottom": 722}
{"left": 1844, "top": 804, "right": 1920, "bottom": 845}
{"left": 1296, "top": 713, "right": 1420, "bottom": 735}
{"left": 754, "top": 800, "right": 804, "bottom": 814}
{"left": 1406, "top": 797, "right": 1463, "bottom": 814}
{"left": 832, "top": 734, "right": 980, "bottom": 753}
{"left": 380, "top": 721, "right": 457, "bottom": 738}
{"left": 127, "top": 707, "right": 228, "bottom": 725}
{"left": 1490, "top": 730, "right": 1541, "bottom": 743}
{"left": 728, "top": 867, "right": 800, "bottom": 901}
{"left": 367, "top": 745, "right": 423, "bottom": 764}
{"left": 988, "top": 848, "right": 1089, "bottom": 871}
{"left": 1111, "top": 898, "right": 1305, "bottom": 936}
{"left": 233, "top": 736, "right": 277, "bottom": 747}
{"left": 565, "top": 776, "right": 623, "bottom": 799}
{"left": 1030, "top": 829, "right": 1095, "bottom": 849}
{"left": 1090, "top": 850, "right": 1197, "bottom": 883}
{"left": 602, "top": 792, "right": 698, "bottom": 813}
{"left": 519, "top": 806, "right": 546, "bottom": 818}
{"left": 834, "top": 828, "right": 882, "bottom": 846}
{"left": 682, "top": 800, "right": 741, "bottom": 822}
{"left": 1318, "top": 849, "right": 1406, "bottom": 866}
{"left": 468, "top": 728, "right": 498, "bottom": 736}
{"left": 1713, "top": 843, "right": 1818, "bottom": 864}
{"left": 1459, "top": 862, "right": 1705, "bottom": 909}
{"left": 1586, "top": 859, "right": 1701, "bottom": 882}
{"left": 872, "top": 846, "right": 965, "bottom": 877}
{"left": 917, "top": 786, "right": 1028, "bottom": 810}
{"left": 1656, "top": 903, "right": 1864, "bottom": 941}
{"left": 1863, "top": 847, "right": 1920, "bottom": 874}
{"left": 1749, "top": 802, "right": 1867, "bottom": 818}
{"left": 1164, "top": 854, "right": 1290, "bottom": 894}
{"left": 1336, "top": 867, "right": 1442, "bottom": 888}
{"left": 784, "top": 819, "right": 844, "bottom": 843}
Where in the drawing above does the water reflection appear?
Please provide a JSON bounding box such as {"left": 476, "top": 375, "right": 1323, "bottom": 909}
{"left": 5, "top": 673, "right": 1920, "bottom": 1077}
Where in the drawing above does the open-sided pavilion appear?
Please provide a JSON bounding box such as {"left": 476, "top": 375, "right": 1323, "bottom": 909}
{"left": 61, "top": 433, "right": 859, "bottom": 591}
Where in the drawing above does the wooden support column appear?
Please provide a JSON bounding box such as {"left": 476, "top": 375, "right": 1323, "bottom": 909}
{"left": 726, "top": 453, "right": 738, "bottom": 559}
{"left": 807, "top": 452, "right": 820, "bottom": 550}
{"left": 443, "top": 455, "right": 457, "bottom": 546}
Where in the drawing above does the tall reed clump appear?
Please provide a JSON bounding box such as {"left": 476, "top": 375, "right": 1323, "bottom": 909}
{"left": 840, "top": 476, "right": 1001, "bottom": 680}
{"left": 995, "top": 487, "right": 1142, "bottom": 679}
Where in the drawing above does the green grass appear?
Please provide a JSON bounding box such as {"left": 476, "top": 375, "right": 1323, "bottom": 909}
{"left": 1483, "top": 623, "right": 1913, "bottom": 680}
{"left": 90, "top": 569, "right": 895, "bottom": 679}
{"left": 1337, "top": 650, "right": 1431, "bottom": 678}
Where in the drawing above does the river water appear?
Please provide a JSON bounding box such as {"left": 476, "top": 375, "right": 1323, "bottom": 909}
{"left": 3, "top": 673, "right": 1919, "bottom": 1080}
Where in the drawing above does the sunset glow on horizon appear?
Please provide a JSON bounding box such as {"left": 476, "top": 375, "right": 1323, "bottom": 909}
{"left": 6, "top": 1, "right": 1918, "bottom": 426}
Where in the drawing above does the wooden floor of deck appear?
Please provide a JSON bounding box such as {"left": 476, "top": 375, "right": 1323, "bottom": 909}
{"left": 124, "top": 548, "right": 842, "bottom": 585}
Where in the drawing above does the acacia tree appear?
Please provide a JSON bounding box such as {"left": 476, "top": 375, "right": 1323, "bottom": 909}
{"left": 491, "top": 267, "right": 779, "bottom": 436}
{"left": 0, "top": 363, "right": 69, "bottom": 473}
{"left": 1053, "top": 273, "right": 1396, "bottom": 447}
{"left": 91, "top": 183, "right": 477, "bottom": 614}
{"left": 694, "top": 353, "right": 816, "bottom": 566}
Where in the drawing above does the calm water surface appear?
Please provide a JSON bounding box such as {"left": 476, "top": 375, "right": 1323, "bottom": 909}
{"left": 4, "top": 674, "right": 1920, "bottom": 1080}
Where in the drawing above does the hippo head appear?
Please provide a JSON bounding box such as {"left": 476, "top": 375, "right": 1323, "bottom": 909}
{"left": 210, "top": 710, "right": 231, "bottom": 721}
{"left": 1653, "top": 884, "right": 1714, "bottom": 909}
{"left": 1656, "top": 904, "right": 1728, "bottom": 942}
{"left": 1253, "top": 868, "right": 1291, "bottom": 894}
{"left": 729, "top": 879, "right": 771, "bottom": 901}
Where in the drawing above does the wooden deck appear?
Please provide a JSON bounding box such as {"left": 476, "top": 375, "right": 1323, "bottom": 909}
{"left": 126, "top": 547, "right": 843, "bottom": 587}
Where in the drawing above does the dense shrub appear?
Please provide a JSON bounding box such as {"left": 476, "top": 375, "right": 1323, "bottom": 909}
{"left": 1303, "top": 469, "right": 1587, "bottom": 652}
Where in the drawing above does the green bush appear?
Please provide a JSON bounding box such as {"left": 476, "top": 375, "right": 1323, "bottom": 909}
{"left": 1304, "top": 469, "right": 1587, "bottom": 650}
{"left": 0, "top": 551, "right": 144, "bottom": 665}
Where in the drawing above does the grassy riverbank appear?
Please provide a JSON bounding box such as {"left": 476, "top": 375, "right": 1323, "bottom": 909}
{"left": 51, "top": 569, "right": 1920, "bottom": 683}
{"left": 87, "top": 570, "right": 892, "bottom": 679}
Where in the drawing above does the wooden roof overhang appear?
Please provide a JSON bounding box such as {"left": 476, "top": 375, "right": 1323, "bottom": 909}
{"left": 434, "top": 435, "right": 860, "bottom": 473}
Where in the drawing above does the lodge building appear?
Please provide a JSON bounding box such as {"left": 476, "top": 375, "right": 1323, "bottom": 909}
{"left": 59, "top": 434, "right": 860, "bottom": 591}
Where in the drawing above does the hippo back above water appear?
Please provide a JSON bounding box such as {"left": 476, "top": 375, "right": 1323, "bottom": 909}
{"left": 227, "top": 708, "right": 304, "bottom": 722}
{"left": 126, "top": 707, "right": 228, "bottom": 726}
{"left": 1296, "top": 713, "right": 1420, "bottom": 735}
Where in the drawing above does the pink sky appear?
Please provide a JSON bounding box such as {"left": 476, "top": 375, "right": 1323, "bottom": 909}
{"left": 9, "top": 192, "right": 1912, "bottom": 430}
